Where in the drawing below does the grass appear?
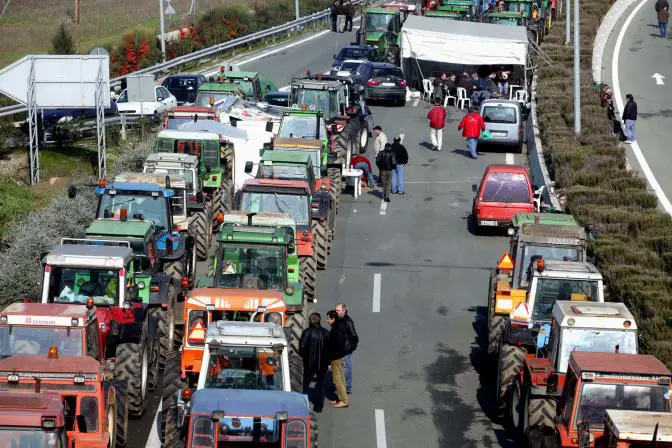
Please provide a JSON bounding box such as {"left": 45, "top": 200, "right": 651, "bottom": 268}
{"left": 0, "top": 180, "right": 37, "bottom": 237}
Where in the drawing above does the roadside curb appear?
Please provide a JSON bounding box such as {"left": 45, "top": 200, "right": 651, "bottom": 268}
{"left": 528, "top": 70, "right": 563, "bottom": 211}
{"left": 592, "top": 0, "right": 641, "bottom": 84}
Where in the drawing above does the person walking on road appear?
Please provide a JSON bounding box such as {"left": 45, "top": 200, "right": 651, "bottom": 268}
{"left": 373, "top": 125, "right": 388, "bottom": 155}
{"left": 376, "top": 143, "right": 397, "bottom": 202}
{"left": 658, "top": 5, "right": 669, "bottom": 37}
{"left": 391, "top": 136, "right": 408, "bottom": 195}
{"left": 351, "top": 153, "right": 376, "bottom": 188}
{"left": 458, "top": 106, "right": 486, "bottom": 159}
{"left": 427, "top": 104, "right": 446, "bottom": 151}
{"left": 345, "top": 0, "right": 354, "bottom": 32}
{"left": 299, "top": 313, "right": 330, "bottom": 412}
{"left": 327, "top": 310, "right": 349, "bottom": 408}
{"left": 622, "top": 93, "right": 638, "bottom": 143}
{"left": 335, "top": 304, "right": 358, "bottom": 394}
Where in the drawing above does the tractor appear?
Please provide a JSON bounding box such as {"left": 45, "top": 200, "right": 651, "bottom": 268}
{"left": 357, "top": 8, "right": 403, "bottom": 65}
{"left": 194, "top": 80, "right": 244, "bottom": 109}
{"left": 425, "top": 0, "right": 474, "bottom": 19}
{"left": 142, "top": 153, "right": 212, "bottom": 261}
{"left": 251, "top": 149, "right": 335, "bottom": 269}
{"left": 507, "top": 301, "right": 639, "bottom": 439}
{"left": 603, "top": 410, "right": 672, "bottom": 447}
{"left": 488, "top": 220, "right": 589, "bottom": 357}
{"left": 236, "top": 179, "right": 319, "bottom": 304}
{"left": 0, "top": 351, "right": 128, "bottom": 447}
{"left": 163, "top": 106, "right": 218, "bottom": 130}
{"left": 40, "top": 239, "right": 161, "bottom": 417}
{"left": 525, "top": 352, "right": 672, "bottom": 448}
{"left": 214, "top": 68, "right": 277, "bottom": 102}
{"left": 494, "top": 260, "right": 605, "bottom": 415}
{"left": 0, "top": 392, "right": 69, "bottom": 447}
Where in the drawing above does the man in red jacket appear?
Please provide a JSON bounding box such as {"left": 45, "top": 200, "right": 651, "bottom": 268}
{"left": 457, "top": 106, "right": 486, "bottom": 159}
{"left": 350, "top": 154, "right": 376, "bottom": 188}
{"left": 427, "top": 104, "right": 446, "bottom": 151}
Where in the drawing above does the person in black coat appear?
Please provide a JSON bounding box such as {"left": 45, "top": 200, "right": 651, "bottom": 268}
{"left": 390, "top": 137, "right": 408, "bottom": 195}
{"left": 336, "top": 304, "right": 358, "bottom": 394}
{"left": 622, "top": 93, "right": 637, "bottom": 143}
{"left": 299, "top": 313, "right": 330, "bottom": 412}
{"left": 326, "top": 310, "right": 349, "bottom": 407}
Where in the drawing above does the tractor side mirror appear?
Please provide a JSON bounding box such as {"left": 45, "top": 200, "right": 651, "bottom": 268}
{"left": 244, "top": 161, "right": 253, "bottom": 174}
{"left": 68, "top": 185, "right": 77, "bottom": 199}
{"left": 265, "top": 120, "right": 273, "bottom": 132}
{"left": 472, "top": 184, "right": 478, "bottom": 193}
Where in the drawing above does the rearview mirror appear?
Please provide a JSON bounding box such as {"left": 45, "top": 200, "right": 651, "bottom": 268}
{"left": 244, "top": 161, "right": 253, "bottom": 174}
{"left": 472, "top": 184, "right": 478, "bottom": 193}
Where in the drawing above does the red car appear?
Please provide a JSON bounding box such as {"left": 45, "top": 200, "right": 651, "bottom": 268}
{"left": 472, "top": 164, "right": 534, "bottom": 231}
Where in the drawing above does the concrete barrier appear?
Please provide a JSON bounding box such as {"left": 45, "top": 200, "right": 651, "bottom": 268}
{"left": 592, "top": 0, "right": 641, "bottom": 84}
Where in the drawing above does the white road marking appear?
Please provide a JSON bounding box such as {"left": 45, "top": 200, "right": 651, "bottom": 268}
{"left": 412, "top": 98, "right": 420, "bottom": 107}
{"left": 372, "top": 274, "right": 382, "bottom": 313}
{"left": 379, "top": 199, "right": 388, "bottom": 215}
{"left": 652, "top": 73, "right": 665, "bottom": 85}
{"left": 612, "top": 0, "right": 672, "bottom": 214}
{"left": 505, "top": 153, "right": 514, "bottom": 165}
{"left": 339, "top": 274, "right": 347, "bottom": 284}
{"left": 353, "top": 208, "right": 358, "bottom": 213}
{"left": 399, "top": 133, "right": 405, "bottom": 143}
{"left": 145, "top": 399, "right": 162, "bottom": 448}
{"left": 375, "top": 409, "right": 388, "bottom": 448}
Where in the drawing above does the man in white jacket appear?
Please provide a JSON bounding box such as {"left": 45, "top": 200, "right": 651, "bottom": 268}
{"left": 373, "top": 125, "right": 387, "bottom": 155}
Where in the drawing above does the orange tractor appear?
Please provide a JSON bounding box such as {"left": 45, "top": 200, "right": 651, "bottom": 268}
{"left": 0, "top": 391, "right": 68, "bottom": 447}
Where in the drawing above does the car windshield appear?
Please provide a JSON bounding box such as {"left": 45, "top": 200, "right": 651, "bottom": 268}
{"left": 97, "top": 191, "right": 169, "bottom": 229}
{"left": 366, "top": 13, "right": 392, "bottom": 31}
{"left": 482, "top": 172, "right": 531, "bottom": 203}
{"left": 0, "top": 428, "right": 64, "bottom": 448}
{"left": 47, "top": 266, "right": 119, "bottom": 306}
{"left": 257, "top": 165, "right": 307, "bottom": 182}
{"left": 339, "top": 48, "right": 373, "bottom": 60}
{"left": 214, "top": 245, "right": 285, "bottom": 290}
{"left": 371, "top": 67, "right": 404, "bottom": 79}
{"left": 519, "top": 245, "right": 581, "bottom": 286}
{"left": 278, "top": 115, "right": 325, "bottom": 139}
{"left": 241, "top": 192, "right": 310, "bottom": 226}
{"left": 338, "top": 61, "right": 361, "bottom": 72}
{"left": 223, "top": 80, "right": 255, "bottom": 98}
{"left": 195, "top": 93, "right": 237, "bottom": 108}
{"left": 483, "top": 106, "right": 517, "bottom": 124}
{"left": 204, "top": 346, "right": 284, "bottom": 391}
{"left": 291, "top": 89, "right": 339, "bottom": 117}
{"left": 576, "top": 383, "right": 668, "bottom": 428}
{"left": 0, "top": 326, "right": 83, "bottom": 358}
{"left": 556, "top": 328, "right": 637, "bottom": 374}
{"left": 531, "top": 278, "right": 600, "bottom": 321}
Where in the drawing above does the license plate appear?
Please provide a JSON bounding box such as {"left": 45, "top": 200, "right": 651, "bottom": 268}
{"left": 381, "top": 82, "right": 395, "bottom": 87}
{"left": 491, "top": 131, "right": 507, "bottom": 136}
{"left": 480, "top": 220, "right": 498, "bottom": 226}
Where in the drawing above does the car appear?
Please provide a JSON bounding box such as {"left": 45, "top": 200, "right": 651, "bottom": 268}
{"left": 332, "top": 59, "right": 365, "bottom": 77}
{"left": 361, "top": 62, "right": 407, "bottom": 105}
{"left": 471, "top": 164, "right": 535, "bottom": 232}
{"left": 331, "top": 45, "right": 377, "bottom": 70}
{"left": 42, "top": 101, "right": 118, "bottom": 125}
{"left": 262, "top": 91, "right": 290, "bottom": 107}
{"left": 161, "top": 74, "right": 207, "bottom": 105}
{"left": 115, "top": 85, "right": 177, "bottom": 117}
{"left": 478, "top": 99, "right": 527, "bottom": 152}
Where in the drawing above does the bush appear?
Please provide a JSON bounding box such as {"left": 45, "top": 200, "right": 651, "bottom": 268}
{"left": 51, "top": 22, "right": 75, "bottom": 55}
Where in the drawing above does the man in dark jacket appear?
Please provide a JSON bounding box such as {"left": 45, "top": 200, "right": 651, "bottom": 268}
{"left": 336, "top": 304, "right": 358, "bottom": 394}
{"left": 299, "top": 313, "right": 330, "bottom": 412}
{"left": 330, "top": 0, "right": 339, "bottom": 31}
{"left": 375, "top": 143, "right": 397, "bottom": 202}
{"left": 345, "top": 0, "right": 354, "bottom": 32}
{"left": 622, "top": 93, "right": 637, "bottom": 143}
{"left": 327, "top": 310, "right": 349, "bottom": 407}
{"left": 390, "top": 137, "right": 408, "bottom": 195}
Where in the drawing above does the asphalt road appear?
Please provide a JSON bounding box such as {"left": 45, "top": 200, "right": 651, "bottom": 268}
{"left": 602, "top": 0, "right": 672, "bottom": 212}
{"left": 128, "top": 25, "right": 526, "bottom": 448}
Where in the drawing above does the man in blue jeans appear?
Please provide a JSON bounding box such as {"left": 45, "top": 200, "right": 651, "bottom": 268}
{"left": 622, "top": 93, "right": 637, "bottom": 143}
{"left": 336, "top": 303, "right": 358, "bottom": 394}
{"left": 391, "top": 136, "right": 408, "bottom": 195}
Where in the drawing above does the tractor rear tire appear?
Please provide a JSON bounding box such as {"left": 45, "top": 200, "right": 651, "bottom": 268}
{"left": 527, "top": 397, "right": 556, "bottom": 430}
{"left": 114, "top": 324, "right": 150, "bottom": 417}
{"left": 164, "top": 258, "right": 184, "bottom": 279}
{"left": 289, "top": 349, "right": 303, "bottom": 393}
{"left": 149, "top": 288, "right": 176, "bottom": 369}
{"left": 328, "top": 168, "right": 342, "bottom": 214}
{"left": 528, "top": 427, "right": 559, "bottom": 448}
{"left": 161, "top": 351, "right": 182, "bottom": 448}
{"left": 386, "top": 45, "right": 400, "bottom": 66}
{"left": 343, "top": 119, "right": 363, "bottom": 153}
{"left": 496, "top": 342, "right": 526, "bottom": 415}
{"left": 508, "top": 377, "right": 525, "bottom": 436}
{"left": 112, "top": 380, "right": 128, "bottom": 448}
{"left": 313, "top": 220, "right": 329, "bottom": 270}
{"left": 300, "top": 256, "right": 317, "bottom": 302}
{"left": 189, "top": 211, "right": 210, "bottom": 261}
{"left": 287, "top": 310, "right": 306, "bottom": 356}
{"left": 212, "top": 178, "right": 234, "bottom": 232}
{"left": 310, "top": 409, "right": 319, "bottom": 448}
{"left": 488, "top": 314, "right": 506, "bottom": 358}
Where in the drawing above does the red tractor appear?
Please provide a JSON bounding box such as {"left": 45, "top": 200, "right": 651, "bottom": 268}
{"left": 0, "top": 391, "right": 68, "bottom": 447}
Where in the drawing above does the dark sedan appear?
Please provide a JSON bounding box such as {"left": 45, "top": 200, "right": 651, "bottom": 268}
{"left": 364, "top": 63, "right": 407, "bottom": 106}
{"left": 162, "top": 74, "right": 206, "bottom": 105}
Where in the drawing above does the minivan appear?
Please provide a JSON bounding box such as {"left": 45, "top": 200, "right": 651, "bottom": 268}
{"left": 478, "top": 99, "right": 525, "bottom": 152}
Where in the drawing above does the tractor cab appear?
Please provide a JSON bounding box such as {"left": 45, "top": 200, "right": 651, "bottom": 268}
{"left": 163, "top": 106, "right": 218, "bottom": 130}
{"left": 359, "top": 8, "right": 402, "bottom": 64}
{"left": 603, "top": 410, "right": 672, "bottom": 447}
{"left": 214, "top": 69, "right": 277, "bottom": 102}
{"left": 254, "top": 150, "right": 318, "bottom": 193}
{"left": 0, "top": 392, "right": 67, "bottom": 448}
{"left": 195, "top": 81, "right": 243, "bottom": 109}
{"left": 143, "top": 152, "right": 201, "bottom": 200}
{"left": 289, "top": 78, "right": 353, "bottom": 121}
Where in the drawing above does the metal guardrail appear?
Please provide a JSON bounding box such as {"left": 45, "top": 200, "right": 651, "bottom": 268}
{"left": 0, "top": 1, "right": 365, "bottom": 119}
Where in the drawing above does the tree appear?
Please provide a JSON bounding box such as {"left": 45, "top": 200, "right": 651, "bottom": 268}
{"left": 51, "top": 22, "right": 75, "bottom": 55}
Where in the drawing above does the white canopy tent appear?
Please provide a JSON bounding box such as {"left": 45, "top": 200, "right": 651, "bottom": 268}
{"left": 400, "top": 15, "right": 529, "bottom": 67}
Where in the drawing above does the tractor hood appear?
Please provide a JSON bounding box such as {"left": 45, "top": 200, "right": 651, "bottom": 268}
{"left": 366, "top": 32, "right": 385, "bottom": 42}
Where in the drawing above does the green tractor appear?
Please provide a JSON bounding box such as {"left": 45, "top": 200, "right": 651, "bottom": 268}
{"left": 357, "top": 8, "right": 402, "bottom": 66}
{"left": 215, "top": 68, "right": 277, "bottom": 102}
{"left": 194, "top": 81, "right": 244, "bottom": 108}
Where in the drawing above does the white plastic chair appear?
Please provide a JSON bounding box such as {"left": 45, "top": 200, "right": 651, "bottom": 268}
{"left": 508, "top": 84, "right": 522, "bottom": 100}
{"left": 422, "top": 79, "right": 434, "bottom": 102}
{"left": 443, "top": 90, "right": 456, "bottom": 107}
{"left": 456, "top": 87, "right": 471, "bottom": 109}
{"left": 515, "top": 90, "right": 528, "bottom": 103}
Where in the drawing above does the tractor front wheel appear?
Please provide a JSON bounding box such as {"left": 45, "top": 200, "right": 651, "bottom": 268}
{"left": 112, "top": 380, "right": 128, "bottom": 448}
{"left": 189, "top": 211, "right": 211, "bottom": 261}
{"left": 114, "top": 323, "right": 150, "bottom": 417}
{"left": 161, "top": 351, "right": 184, "bottom": 448}
{"left": 300, "top": 256, "right": 317, "bottom": 302}
{"left": 313, "top": 220, "right": 329, "bottom": 270}
{"left": 328, "top": 168, "right": 342, "bottom": 214}
{"left": 488, "top": 315, "right": 506, "bottom": 357}
{"left": 496, "top": 342, "right": 526, "bottom": 415}
{"left": 287, "top": 309, "right": 306, "bottom": 393}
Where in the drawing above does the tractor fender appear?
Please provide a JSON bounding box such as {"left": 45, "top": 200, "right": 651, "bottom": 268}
{"left": 311, "top": 192, "right": 332, "bottom": 221}
{"left": 148, "top": 272, "right": 173, "bottom": 305}
{"left": 158, "top": 233, "right": 192, "bottom": 262}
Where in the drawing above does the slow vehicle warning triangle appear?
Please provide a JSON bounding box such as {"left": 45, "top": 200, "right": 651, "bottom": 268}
{"left": 510, "top": 302, "right": 530, "bottom": 322}
{"left": 498, "top": 253, "right": 514, "bottom": 270}
{"left": 188, "top": 321, "right": 206, "bottom": 343}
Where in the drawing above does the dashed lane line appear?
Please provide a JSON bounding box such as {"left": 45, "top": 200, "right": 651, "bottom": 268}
{"left": 372, "top": 273, "right": 382, "bottom": 313}
{"left": 505, "top": 152, "right": 514, "bottom": 165}
{"left": 379, "top": 199, "right": 388, "bottom": 215}
{"left": 145, "top": 399, "right": 162, "bottom": 448}
{"left": 375, "top": 409, "right": 388, "bottom": 448}
{"left": 412, "top": 98, "right": 420, "bottom": 107}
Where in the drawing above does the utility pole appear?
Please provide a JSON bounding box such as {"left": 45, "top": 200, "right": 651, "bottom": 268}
{"left": 75, "top": 0, "right": 80, "bottom": 24}
{"left": 295, "top": 0, "right": 300, "bottom": 20}
{"left": 565, "top": 0, "right": 570, "bottom": 44}
{"left": 159, "top": 0, "right": 166, "bottom": 62}
{"left": 573, "top": 0, "right": 581, "bottom": 134}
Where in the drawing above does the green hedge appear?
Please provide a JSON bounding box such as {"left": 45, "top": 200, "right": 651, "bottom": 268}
{"left": 537, "top": 3, "right": 672, "bottom": 364}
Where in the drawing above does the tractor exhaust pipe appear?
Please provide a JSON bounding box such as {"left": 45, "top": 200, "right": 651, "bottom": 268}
{"left": 247, "top": 212, "right": 257, "bottom": 226}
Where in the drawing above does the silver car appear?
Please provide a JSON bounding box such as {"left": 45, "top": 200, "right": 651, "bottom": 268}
{"left": 478, "top": 99, "right": 525, "bottom": 152}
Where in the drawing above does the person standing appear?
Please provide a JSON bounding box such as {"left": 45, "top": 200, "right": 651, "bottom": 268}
{"left": 658, "top": 5, "right": 669, "bottom": 38}
{"left": 350, "top": 153, "right": 376, "bottom": 188}
{"left": 427, "top": 104, "right": 446, "bottom": 151}
{"left": 336, "top": 1, "right": 346, "bottom": 33}
{"left": 391, "top": 136, "right": 408, "bottom": 195}
{"left": 299, "top": 313, "right": 330, "bottom": 412}
{"left": 622, "top": 93, "right": 637, "bottom": 143}
{"left": 375, "top": 143, "right": 397, "bottom": 202}
{"left": 345, "top": 0, "right": 354, "bottom": 32}
{"left": 326, "top": 310, "right": 349, "bottom": 408}
{"left": 335, "top": 304, "right": 358, "bottom": 394}
{"left": 330, "top": 0, "right": 339, "bottom": 32}
{"left": 458, "top": 106, "right": 486, "bottom": 159}
{"left": 655, "top": 0, "right": 669, "bottom": 16}
{"left": 373, "top": 125, "right": 388, "bottom": 155}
